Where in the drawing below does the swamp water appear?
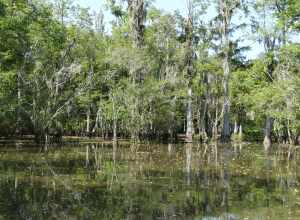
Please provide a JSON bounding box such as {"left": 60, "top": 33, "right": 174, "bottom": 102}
{"left": 0, "top": 142, "right": 299, "bottom": 220}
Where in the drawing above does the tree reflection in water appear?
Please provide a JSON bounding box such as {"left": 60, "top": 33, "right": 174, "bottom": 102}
{"left": 0, "top": 142, "right": 299, "bottom": 219}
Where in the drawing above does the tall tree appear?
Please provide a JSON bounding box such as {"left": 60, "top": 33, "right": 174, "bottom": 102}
{"left": 185, "top": 0, "right": 195, "bottom": 142}
{"left": 252, "top": 0, "right": 289, "bottom": 147}
{"left": 217, "top": 0, "right": 242, "bottom": 142}
{"left": 127, "top": 0, "right": 147, "bottom": 141}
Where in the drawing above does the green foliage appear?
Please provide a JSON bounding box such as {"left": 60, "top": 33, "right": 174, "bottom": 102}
{"left": 0, "top": 0, "right": 299, "bottom": 144}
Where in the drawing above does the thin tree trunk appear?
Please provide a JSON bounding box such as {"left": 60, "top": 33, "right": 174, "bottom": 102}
{"left": 186, "top": 87, "right": 193, "bottom": 142}
{"left": 169, "top": 96, "right": 177, "bottom": 141}
{"left": 92, "top": 108, "right": 101, "bottom": 134}
{"left": 264, "top": 117, "right": 273, "bottom": 149}
{"left": 234, "top": 121, "right": 238, "bottom": 135}
{"left": 44, "top": 132, "right": 49, "bottom": 150}
{"left": 212, "top": 105, "right": 219, "bottom": 141}
{"left": 197, "top": 104, "right": 201, "bottom": 138}
{"left": 201, "top": 78, "right": 210, "bottom": 141}
{"left": 113, "top": 117, "right": 117, "bottom": 143}
{"left": 112, "top": 140, "right": 117, "bottom": 164}
{"left": 239, "top": 125, "right": 243, "bottom": 140}
{"left": 86, "top": 107, "right": 91, "bottom": 135}
{"left": 112, "top": 95, "right": 118, "bottom": 143}
{"left": 16, "top": 70, "right": 22, "bottom": 135}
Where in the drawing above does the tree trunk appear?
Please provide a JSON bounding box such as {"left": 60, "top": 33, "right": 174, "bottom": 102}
{"left": 92, "top": 108, "right": 101, "bottom": 135}
{"left": 16, "top": 70, "right": 22, "bottom": 135}
{"left": 127, "top": 0, "right": 146, "bottom": 142}
{"left": 234, "top": 121, "right": 238, "bottom": 135}
{"left": 169, "top": 97, "right": 177, "bottom": 141}
{"left": 264, "top": 117, "right": 273, "bottom": 149}
{"left": 184, "top": 0, "right": 195, "bottom": 143}
{"left": 113, "top": 117, "right": 117, "bottom": 143}
{"left": 44, "top": 132, "right": 49, "bottom": 149}
{"left": 186, "top": 87, "right": 193, "bottom": 142}
{"left": 219, "top": 0, "right": 234, "bottom": 143}
{"left": 128, "top": 0, "right": 146, "bottom": 49}
{"left": 221, "top": 51, "right": 231, "bottom": 142}
{"left": 201, "top": 76, "right": 210, "bottom": 142}
{"left": 239, "top": 125, "right": 243, "bottom": 141}
{"left": 112, "top": 96, "right": 118, "bottom": 143}
{"left": 86, "top": 107, "right": 91, "bottom": 135}
{"left": 212, "top": 108, "right": 219, "bottom": 141}
{"left": 197, "top": 104, "right": 201, "bottom": 137}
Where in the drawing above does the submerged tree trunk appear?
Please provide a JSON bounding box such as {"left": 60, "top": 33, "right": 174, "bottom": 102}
{"left": 264, "top": 117, "right": 273, "bottom": 149}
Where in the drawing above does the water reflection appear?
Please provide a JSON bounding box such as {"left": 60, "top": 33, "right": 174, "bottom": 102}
{"left": 0, "top": 142, "right": 299, "bottom": 219}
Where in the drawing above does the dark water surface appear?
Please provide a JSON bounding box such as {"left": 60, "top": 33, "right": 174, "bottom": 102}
{"left": 0, "top": 141, "right": 300, "bottom": 220}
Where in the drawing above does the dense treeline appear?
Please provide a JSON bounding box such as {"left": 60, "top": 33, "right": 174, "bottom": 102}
{"left": 0, "top": 0, "right": 299, "bottom": 146}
